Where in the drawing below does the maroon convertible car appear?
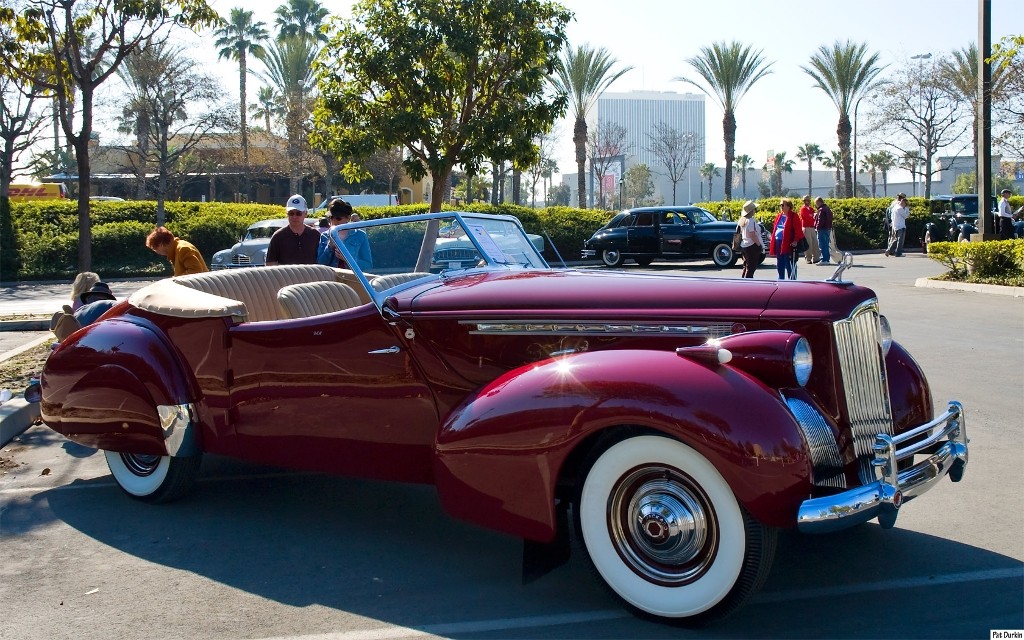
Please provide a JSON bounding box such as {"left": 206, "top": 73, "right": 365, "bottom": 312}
{"left": 30, "top": 211, "right": 968, "bottom": 624}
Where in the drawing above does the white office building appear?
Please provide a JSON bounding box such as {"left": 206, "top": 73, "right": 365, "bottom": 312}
{"left": 565, "top": 90, "right": 706, "bottom": 207}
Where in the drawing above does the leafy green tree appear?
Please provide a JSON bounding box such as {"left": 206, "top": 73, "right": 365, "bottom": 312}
{"left": 312, "top": 0, "right": 570, "bottom": 216}
{"left": 802, "top": 40, "right": 884, "bottom": 198}
{"left": 0, "top": 0, "right": 219, "bottom": 271}
{"left": 732, "top": 153, "right": 754, "bottom": 200}
{"left": 795, "top": 143, "right": 823, "bottom": 195}
{"left": 678, "top": 41, "right": 773, "bottom": 201}
{"left": 550, "top": 44, "right": 632, "bottom": 209}
{"left": 624, "top": 163, "right": 657, "bottom": 207}
{"left": 952, "top": 171, "right": 1014, "bottom": 195}
{"left": 215, "top": 8, "right": 268, "bottom": 184}
{"left": 699, "top": 162, "right": 720, "bottom": 200}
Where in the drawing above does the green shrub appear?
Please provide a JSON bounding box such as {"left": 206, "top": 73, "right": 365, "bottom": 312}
{"left": 926, "top": 239, "right": 1024, "bottom": 285}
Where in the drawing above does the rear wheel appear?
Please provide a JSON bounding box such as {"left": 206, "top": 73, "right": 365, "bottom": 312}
{"left": 576, "top": 435, "right": 776, "bottom": 624}
{"left": 105, "top": 451, "right": 201, "bottom": 504}
{"left": 601, "top": 249, "right": 625, "bottom": 267}
{"left": 711, "top": 243, "right": 737, "bottom": 267}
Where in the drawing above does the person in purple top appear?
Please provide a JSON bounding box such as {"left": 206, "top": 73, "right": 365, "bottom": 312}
{"left": 814, "top": 197, "right": 834, "bottom": 265}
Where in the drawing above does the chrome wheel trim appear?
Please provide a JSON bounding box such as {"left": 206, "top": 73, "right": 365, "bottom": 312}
{"left": 712, "top": 244, "right": 733, "bottom": 267}
{"left": 608, "top": 467, "right": 717, "bottom": 585}
{"left": 579, "top": 436, "right": 746, "bottom": 618}
{"left": 602, "top": 249, "right": 622, "bottom": 267}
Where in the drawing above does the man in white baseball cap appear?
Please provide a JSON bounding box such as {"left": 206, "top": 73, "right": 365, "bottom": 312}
{"left": 266, "top": 194, "right": 320, "bottom": 265}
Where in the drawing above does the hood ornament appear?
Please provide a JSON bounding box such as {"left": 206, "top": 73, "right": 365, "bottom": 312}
{"left": 826, "top": 252, "right": 854, "bottom": 283}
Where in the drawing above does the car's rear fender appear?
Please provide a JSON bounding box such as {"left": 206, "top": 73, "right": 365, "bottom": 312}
{"left": 40, "top": 316, "right": 199, "bottom": 456}
{"left": 433, "top": 348, "right": 814, "bottom": 542}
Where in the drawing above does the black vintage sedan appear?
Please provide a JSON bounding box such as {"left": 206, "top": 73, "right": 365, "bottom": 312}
{"left": 582, "top": 206, "right": 741, "bottom": 267}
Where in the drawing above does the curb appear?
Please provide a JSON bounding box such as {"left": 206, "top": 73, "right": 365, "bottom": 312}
{"left": 914, "top": 277, "right": 1024, "bottom": 297}
{"left": 0, "top": 319, "right": 49, "bottom": 332}
{"left": 0, "top": 333, "right": 52, "bottom": 363}
{"left": 0, "top": 397, "right": 40, "bottom": 447}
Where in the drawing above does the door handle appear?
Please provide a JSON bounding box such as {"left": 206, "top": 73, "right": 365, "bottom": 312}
{"left": 368, "top": 346, "right": 401, "bottom": 354}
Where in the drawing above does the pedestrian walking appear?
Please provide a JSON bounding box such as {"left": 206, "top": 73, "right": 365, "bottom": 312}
{"left": 997, "top": 189, "right": 1015, "bottom": 240}
{"left": 885, "top": 195, "right": 910, "bottom": 256}
{"left": 799, "top": 195, "right": 819, "bottom": 264}
{"left": 770, "top": 198, "right": 802, "bottom": 280}
{"left": 738, "top": 200, "right": 765, "bottom": 278}
{"left": 814, "top": 197, "right": 834, "bottom": 264}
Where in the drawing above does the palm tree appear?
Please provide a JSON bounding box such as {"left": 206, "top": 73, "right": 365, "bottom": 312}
{"left": 677, "top": 41, "right": 773, "bottom": 201}
{"left": 699, "top": 162, "right": 720, "bottom": 200}
{"left": 550, "top": 45, "right": 632, "bottom": 209}
{"left": 214, "top": 8, "right": 268, "bottom": 183}
{"left": 795, "top": 143, "right": 823, "bottom": 196}
{"left": 274, "top": 0, "right": 329, "bottom": 42}
{"left": 767, "top": 151, "right": 795, "bottom": 196}
{"left": 250, "top": 85, "right": 282, "bottom": 133}
{"left": 255, "top": 35, "right": 318, "bottom": 193}
{"left": 821, "top": 149, "right": 843, "bottom": 196}
{"left": 733, "top": 153, "right": 754, "bottom": 198}
{"left": 860, "top": 152, "right": 880, "bottom": 196}
{"left": 938, "top": 43, "right": 1008, "bottom": 171}
{"left": 874, "top": 150, "right": 896, "bottom": 196}
{"left": 802, "top": 40, "right": 884, "bottom": 197}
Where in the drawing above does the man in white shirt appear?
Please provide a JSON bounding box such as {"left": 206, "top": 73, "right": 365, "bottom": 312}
{"left": 997, "top": 189, "right": 1014, "bottom": 239}
{"left": 885, "top": 195, "right": 910, "bottom": 257}
{"left": 886, "top": 192, "right": 905, "bottom": 246}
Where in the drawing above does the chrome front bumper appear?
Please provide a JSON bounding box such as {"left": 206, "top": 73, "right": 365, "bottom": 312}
{"left": 797, "top": 401, "right": 968, "bottom": 533}
{"left": 581, "top": 249, "right": 597, "bottom": 258}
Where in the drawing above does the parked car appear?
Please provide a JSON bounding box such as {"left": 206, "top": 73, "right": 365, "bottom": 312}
{"left": 582, "top": 206, "right": 742, "bottom": 267}
{"left": 28, "top": 211, "right": 968, "bottom": 624}
{"left": 210, "top": 218, "right": 316, "bottom": 269}
{"left": 432, "top": 216, "right": 545, "bottom": 269}
{"left": 920, "top": 194, "right": 994, "bottom": 252}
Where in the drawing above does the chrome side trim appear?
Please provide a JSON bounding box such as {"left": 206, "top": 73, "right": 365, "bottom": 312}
{"left": 797, "top": 401, "right": 967, "bottom": 533}
{"left": 465, "top": 320, "right": 733, "bottom": 339}
{"left": 832, "top": 299, "right": 893, "bottom": 484}
{"left": 158, "top": 403, "right": 200, "bottom": 457}
{"left": 786, "top": 396, "right": 845, "bottom": 489}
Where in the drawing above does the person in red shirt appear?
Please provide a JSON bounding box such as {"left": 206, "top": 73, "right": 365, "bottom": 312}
{"left": 769, "top": 198, "right": 804, "bottom": 280}
{"left": 798, "top": 195, "right": 819, "bottom": 264}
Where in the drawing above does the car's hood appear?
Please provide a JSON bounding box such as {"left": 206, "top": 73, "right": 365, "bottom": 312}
{"left": 401, "top": 269, "right": 873, "bottom": 321}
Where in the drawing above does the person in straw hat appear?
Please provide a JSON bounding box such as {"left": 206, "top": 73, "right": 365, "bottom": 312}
{"left": 738, "top": 200, "right": 765, "bottom": 278}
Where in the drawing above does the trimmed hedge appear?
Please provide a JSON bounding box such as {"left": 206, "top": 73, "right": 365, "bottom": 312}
{"left": 925, "top": 239, "right": 1024, "bottom": 287}
{"left": 5, "top": 199, "right": 608, "bottom": 280}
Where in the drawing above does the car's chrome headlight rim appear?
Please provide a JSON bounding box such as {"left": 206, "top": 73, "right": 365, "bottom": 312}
{"left": 793, "top": 336, "right": 812, "bottom": 387}
{"left": 879, "top": 314, "right": 892, "bottom": 356}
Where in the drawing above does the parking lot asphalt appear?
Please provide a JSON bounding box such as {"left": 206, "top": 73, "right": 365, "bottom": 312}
{"left": 0, "top": 254, "right": 1019, "bottom": 447}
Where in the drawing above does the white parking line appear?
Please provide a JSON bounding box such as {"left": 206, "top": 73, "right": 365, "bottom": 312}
{"left": 250, "top": 567, "right": 1024, "bottom": 640}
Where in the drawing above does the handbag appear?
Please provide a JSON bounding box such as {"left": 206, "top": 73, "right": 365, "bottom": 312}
{"left": 731, "top": 227, "right": 742, "bottom": 252}
{"left": 795, "top": 236, "right": 809, "bottom": 254}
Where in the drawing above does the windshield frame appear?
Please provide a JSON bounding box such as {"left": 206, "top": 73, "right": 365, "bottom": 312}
{"left": 328, "top": 211, "right": 549, "bottom": 308}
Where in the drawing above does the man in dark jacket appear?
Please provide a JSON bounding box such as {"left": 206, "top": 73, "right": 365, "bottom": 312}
{"left": 814, "top": 197, "right": 834, "bottom": 265}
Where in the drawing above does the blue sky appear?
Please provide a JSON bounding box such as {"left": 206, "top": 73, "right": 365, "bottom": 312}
{"left": 189, "top": 0, "right": 1018, "bottom": 177}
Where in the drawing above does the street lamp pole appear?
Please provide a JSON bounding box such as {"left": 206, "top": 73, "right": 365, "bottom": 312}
{"left": 618, "top": 176, "right": 623, "bottom": 209}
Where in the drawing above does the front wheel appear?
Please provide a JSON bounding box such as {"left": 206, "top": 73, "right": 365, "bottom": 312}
{"left": 105, "top": 451, "right": 202, "bottom": 504}
{"left": 711, "top": 243, "right": 737, "bottom": 267}
{"left": 576, "top": 435, "right": 776, "bottom": 623}
{"left": 601, "top": 249, "right": 625, "bottom": 267}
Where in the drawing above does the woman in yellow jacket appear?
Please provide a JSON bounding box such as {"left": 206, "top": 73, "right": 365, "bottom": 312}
{"left": 145, "top": 226, "right": 208, "bottom": 275}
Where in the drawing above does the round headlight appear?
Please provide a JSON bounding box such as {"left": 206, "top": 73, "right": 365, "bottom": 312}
{"left": 793, "top": 337, "right": 813, "bottom": 387}
{"left": 879, "top": 314, "right": 892, "bottom": 356}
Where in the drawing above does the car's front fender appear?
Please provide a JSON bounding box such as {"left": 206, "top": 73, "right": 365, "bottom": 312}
{"left": 40, "top": 316, "right": 199, "bottom": 455}
{"left": 433, "top": 348, "right": 814, "bottom": 542}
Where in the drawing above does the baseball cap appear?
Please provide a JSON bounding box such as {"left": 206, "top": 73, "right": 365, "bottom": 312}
{"left": 285, "top": 194, "right": 308, "bottom": 212}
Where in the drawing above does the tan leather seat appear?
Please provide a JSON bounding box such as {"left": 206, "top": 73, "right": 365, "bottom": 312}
{"left": 173, "top": 264, "right": 338, "bottom": 322}
{"left": 277, "top": 280, "right": 364, "bottom": 319}
{"left": 371, "top": 272, "right": 432, "bottom": 291}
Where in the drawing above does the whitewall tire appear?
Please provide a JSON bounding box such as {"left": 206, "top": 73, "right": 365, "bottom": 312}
{"left": 577, "top": 435, "right": 775, "bottom": 623}
{"left": 105, "top": 451, "right": 201, "bottom": 504}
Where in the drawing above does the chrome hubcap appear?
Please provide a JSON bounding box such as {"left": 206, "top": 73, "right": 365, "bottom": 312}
{"left": 608, "top": 467, "right": 717, "bottom": 585}
{"left": 121, "top": 453, "right": 161, "bottom": 477}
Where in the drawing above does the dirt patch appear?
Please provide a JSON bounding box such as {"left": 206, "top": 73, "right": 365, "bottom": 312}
{"left": 0, "top": 340, "right": 53, "bottom": 393}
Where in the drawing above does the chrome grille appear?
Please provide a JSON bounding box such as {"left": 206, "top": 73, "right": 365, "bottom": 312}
{"left": 435, "top": 248, "right": 479, "bottom": 262}
{"left": 231, "top": 254, "right": 252, "bottom": 266}
{"left": 832, "top": 299, "right": 893, "bottom": 484}
{"left": 786, "top": 396, "right": 845, "bottom": 489}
